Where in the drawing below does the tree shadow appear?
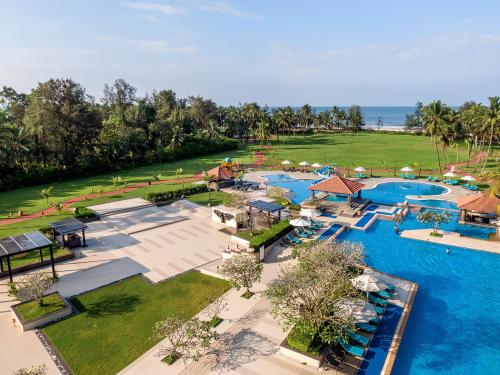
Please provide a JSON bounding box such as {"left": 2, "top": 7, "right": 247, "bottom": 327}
{"left": 71, "top": 293, "right": 140, "bottom": 318}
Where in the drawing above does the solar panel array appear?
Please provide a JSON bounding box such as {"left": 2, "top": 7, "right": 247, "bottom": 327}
{"left": 48, "top": 217, "right": 87, "bottom": 235}
{"left": 0, "top": 231, "right": 52, "bottom": 257}
{"left": 248, "top": 200, "right": 284, "bottom": 212}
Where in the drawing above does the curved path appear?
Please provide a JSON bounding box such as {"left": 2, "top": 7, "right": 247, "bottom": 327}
{"left": 0, "top": 176, "right": 199, "bottom": 226}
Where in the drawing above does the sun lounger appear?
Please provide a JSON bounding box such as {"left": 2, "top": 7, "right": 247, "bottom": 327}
{"left": 286, "top": 234, "right": 302, "bottom": 244}
{"left": 355, "top": 322, "right": 376, "bottom": 333}
{"left": 386, "top": 284, "right": 396, "bottom": 292}
{"left": 356, "top": 173, "right": 367, "bottom": 179}
{"left": 370, "top": 316, "right": 380, "bottom": 324}
{"left": 376, "top": 290, "right": 393, "bottom": 299}
{"left": 311, "top": 219, "right": 324, "bottom": 228}
{"left": 449, "top": 180, "right": 459, "bottom": 185}
{"left": 345, "top": 329, "right": 370, "bottom": 346}
{"left": 400, "top": 173, "right": 406, "bottom": 179}
{"left": 375, "top": 306, "right": 385, "bottom": 315}
{"left": 298, "top": 227, "right": 314, "bottom": 236}
{"left": 338, "top": 338, "right": 365, "bottom": 357}
{"left": 407, "top": 174, "right": 416, "bottom": 180}
{"left": 294, "top": 229, "right": 309, "bottom": 238}
{"left": 427, "top": 176, "right": 433, "bottom": 181}
{"left": 368, "top": 293, "right": 388, "bottom": 306}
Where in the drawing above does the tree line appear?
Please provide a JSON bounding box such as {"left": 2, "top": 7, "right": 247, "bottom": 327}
{"left": 0, "top": 78, "right": 366, "bottom": 191}
{"left": 405, "top": 99, "right": 499, "bottom": 174}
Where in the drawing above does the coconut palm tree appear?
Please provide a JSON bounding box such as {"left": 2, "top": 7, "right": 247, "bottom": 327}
{"left": 152, "top": 173, "right": 162, "bottom": 184}
{"left": 255, "top": 120, "right": 271, "bottom": 149}
{"left": 202, "top": 171, "right": 217, "bottom": 206}
{"left": 481, "top": 96, "right": 500, "bottom": 174}
{"left": 52, "top": 202, "right": 63, "bottom": 215}
{"left": 40, "top": 186, "right": 54, "bottom": 205}
{"left": 111, "top": 176, "right": 122, "bottom": 191}
{"left": 176, "top": 168, "right": 184, "bottom": 189}
{"left": 422, "top": 100, "right": 451, "bottom": 174}
{"left": 459, "top": 104, "right": 487, "bottom": 166}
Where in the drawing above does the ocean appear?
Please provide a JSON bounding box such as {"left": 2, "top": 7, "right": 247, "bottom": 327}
{"left": 278, "top": 106, "right": 416, "bottom": 129}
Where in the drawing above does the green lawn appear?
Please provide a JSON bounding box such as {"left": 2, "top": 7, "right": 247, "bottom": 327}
{"left": 15, "top": 293, "right": 67, "bottom": 321}
{"left": 43, "top": 272, "right": 230, "bottom": 375}
{"left": 185, "top": 191, "right": 231, "bottom": 206}
{"left": 6, "top": 246, "right": 71, "bottom": 270}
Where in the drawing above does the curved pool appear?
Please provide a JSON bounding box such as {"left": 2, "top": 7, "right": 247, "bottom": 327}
{"left": 265, "top": 175, "right": 456, "bottom": 209}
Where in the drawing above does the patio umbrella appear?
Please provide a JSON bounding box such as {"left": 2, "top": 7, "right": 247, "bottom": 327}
{"left": 443, "top": 171, "right": 456, "bottom": 178}
{"left": 311, "top": 163, "right": 323, "bottom": 168}
{"left": 354, "top": 167, "right": 367, "bottom": 172}
{"left": 299, "top": 208, "right": 321, "bottom": 218}
{"left": 335, "top": 298, "right": 378, "bottom": 323}
{"left": 224, "top": 157, "right": 232, "bottom": 162}
{"left": 400, "top": 167, "right": 413, "bottom": 172}
{"left": 351, "top": 274, "right": 388, "bottom": 293}
{"left": 461, "top": 175, "right": 476, "bottom": 182}
{"left": 299, "top": 161, "right": 309, "bottom": 172}
{"left": 290, "top": 218, "right": 312, "bottom": 227}
{"left": 281, "top": 160, "right": 291, "bottom": 165}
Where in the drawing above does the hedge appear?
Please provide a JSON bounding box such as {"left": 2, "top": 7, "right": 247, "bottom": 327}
{"left": 74, "top": 206, "right": 97, "bottom": 219}
{"left": 146, "top": 185, "right": 208, "bottom": 204}
{"left": 287, "top": 327, "right": 322, "bottom": 355}
{"left": 237, "top": 220, "right": 292, "bottom": 249}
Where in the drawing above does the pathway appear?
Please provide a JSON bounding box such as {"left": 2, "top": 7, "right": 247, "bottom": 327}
{"left": 0, "top": 177, "right": 199, "bottom": 226}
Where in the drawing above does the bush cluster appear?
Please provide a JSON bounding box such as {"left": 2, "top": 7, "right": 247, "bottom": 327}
{"left": 238, "top": 220, "right": 292, "bottom": 249}
{"left": 73, "top": 206, "right": 97, "bottom": 219}
{"left": 146, "top": 185, "right": 208, "bottom": 203}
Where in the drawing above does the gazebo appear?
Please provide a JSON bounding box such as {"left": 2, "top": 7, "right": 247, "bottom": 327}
{"left": 49, "top": 218, "right": 88, "bottom": 248}
{"left": 457, "top": 193, "right": 499, "bottom": 227}
{"left": 247, "top": 200, "right": 284, "bottom": 225}
{"left": 0, "top": 231, "right": 55, "bottom": 282}
{"left": 309, "top": 175, "right": 366, "bottom": 201}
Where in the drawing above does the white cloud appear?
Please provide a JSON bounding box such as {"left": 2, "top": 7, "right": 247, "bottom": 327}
{"left": 195, "top": 1, "right": 262, "bottom": 19}
{"left": 124, "top": 2, "right": 184, "bottom": 16}
{"left": 104, "top": 36, "right": 197, "bottom": 54}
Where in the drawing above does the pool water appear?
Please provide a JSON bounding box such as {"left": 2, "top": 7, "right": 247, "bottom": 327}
{"left": 265, "top": 174, "right": 322, "bottom": 204}
{"left": 337, "top": 219, "right": 500, "bottom": 375}
{"left": 318, "top": 224, "right": 343, "bottom": 241}
{"left": 354, "top": 213, "right": 376, "bottom": 228}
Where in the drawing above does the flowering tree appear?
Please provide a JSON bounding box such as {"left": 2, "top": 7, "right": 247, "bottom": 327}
{"left": 12, "top": 365, "right": 48, "bottom": 375}
{"left": 417, "top": 209, "right": 452, "bottom": 235}
{"left": 204, "top": 294, "right": 228, "bottom": 324}
{"left": 265, "top": 240, "right": 365, "bottom": 343}
{"left": 152, "top": 315, "right": 218, "bottom": 366}
{"left": 220, "top": 253, "right": 263, "bottom": 296}
{"left": 16, "top": 272, "right": 54, "bottom": 306}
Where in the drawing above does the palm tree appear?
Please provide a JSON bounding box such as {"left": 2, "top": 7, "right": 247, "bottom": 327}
{"left": 459, "top": 104, "right": 487, "bottom": 166}
{"left": 176, "top": 168, "right": 184, "bottom": 189}
{"left": 202, "top": 171, "right": 217, "bottom": 206}
{"left": 422, "top": 100, "right": 451, "bottom": 174}
{"left": 481, "top": 96, "right": 500, "bottom": 174}
{"left": 40, "top": 186, "right": 54, "bottom": 205}
{"left": 297, "top": 104, "right": 314, "bottom": 138}
{"left": 52, "top": 202, "right": 63, "bottom": 215}
{"left": 168, "top": 109, "right": 186, "bottom": 149}
{"left": 255, "top": 120, "right": 271, "bottom": 149}
{"left": 152, "top": 174, "right": 162, "bottom": 184}
{"left": 111, "top": 176, "right": 122, "bottom": 191}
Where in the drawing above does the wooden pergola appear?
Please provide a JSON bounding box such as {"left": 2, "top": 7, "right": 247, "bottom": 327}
{"left": 247, "top": 200, "right": 284, "bottom": 225}
{"left": 0, "top": 231, "right": 55, "bottom": 282}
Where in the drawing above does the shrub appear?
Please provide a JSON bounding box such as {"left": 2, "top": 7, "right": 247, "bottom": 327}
{"left": 237, "top": 220, "right": 292, "bottom": 249}
{"left": 287, "top": 327, "right": 322, "bottom": 355}
{"left": 146, "top": 185, "right": 208, "bottom": 204}
{"left": 74, "top": 206, "right": 97, "bottom": 219}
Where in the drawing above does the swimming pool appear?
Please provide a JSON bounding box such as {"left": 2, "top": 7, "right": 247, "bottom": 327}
{"left": 318, "top": 224, "right": 343, "bottom": 241}
{"left": 337, "top": 218, "right": 500, "bottom": 375}
{"left": 265, "top": 175, "right": 456, "bottom": 209}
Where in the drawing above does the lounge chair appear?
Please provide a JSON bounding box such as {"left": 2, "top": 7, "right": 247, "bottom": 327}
{"left": 286, "top": 234, "right": 302, "bottom": 244}
{"left": 356, "top": 173, "right": 367, "bottom": 179}
{"left": 294, "top": 229, "right": 309, "bottom": 238}
{"left": 311, "top": 219, "right": 324, "bottom": 228}
{"left": 432, "top": 177, "right": 440, "bottom": 182}
{"left": 338, "top": 338, "right": 365, "bottom": 358}
{"left": 299, "top": 227, "right": 315, "bottom": 236}
{"left": 376, "top": 290, "right": 393, "bottom": 299}
{"left": 449, "top": 180, "right": 459, "bottom": 185}
{"left": 407, "top": 174, "right": 416, "bottom": 180}
{"left": 400, "top": 173, "right": 407, "bottom": 179}
{"left": 386, "top": 284, "right": 396, "bottom": 292}
{"left": 375, "top": 306, "right": 385, "bottom": 315}
{"left": 370, "top": 316, "right": 380, "bottom": 324}
{"left": 368, "top": 293, "right": 388, "bottom": 306}
{"left": 345, "top": 329, "right": 370, "bottom": 346}
{"left": 427, "top": 176, "right": 433, "bottom": 181}
{"left": 355, "top": 322, "right": 376, "bottom": 333}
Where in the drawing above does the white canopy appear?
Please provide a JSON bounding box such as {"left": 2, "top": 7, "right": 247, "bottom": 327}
{"left": 281, "top": 160, "right": 291, "bottom": 165}
{"left": 351, "top": 274, "right": 388, "bottom": 293}
{"left": 290, "top": 218, "right": 312, "bottom": 227}
{"left": 354, "top": 167, "right": 367, "bottom": 172}
{"left": 400, "top": 167, "right": 413, "bottom": 172}
{"left": 335, "top": 298, "right": 378, "bottom": 323}
{"left": 299, "top": 161, "right": 309, "bottom": 166}
{"left": 443, "top": 171, "right": 456, "bottom": 177}
{"left": 299, "top": 208, "right": 321, "bottom": 218}
{"left": 311, "top": 163, "right": 323, "bottom": 168}
{"left": 461, "top": 175, "right": 476, "bottom": 182}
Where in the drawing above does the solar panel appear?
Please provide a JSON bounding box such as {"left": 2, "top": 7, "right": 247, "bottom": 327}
{"left": 248, "top": 200, "right": 284, "bottom": 212}
{"left": 48, "top": 218, "right": 87, "bottom": 235}
{"left": 0, "top": 231, "right": 52, "bottom": 257}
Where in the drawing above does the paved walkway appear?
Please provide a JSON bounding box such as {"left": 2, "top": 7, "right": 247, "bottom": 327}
{"left": 401, "top": 228, "right": 500, "bottom": 254}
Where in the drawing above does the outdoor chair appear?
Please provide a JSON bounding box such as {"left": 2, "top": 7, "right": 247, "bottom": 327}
{"left": 368, "top": 293, "right": 388, "bottom": 306}
{"left": 355, "top": 322, "right": 376, "bottom": 333}
{"left": 286, "top": 234, "right": 302, "bottom": 244}
{"left": 338, "top": 338, "right": 365, "bottom": 358}
{"left": 294, "top": 229, "right": 309, "bottom": 238}
{"left": 375, "top": 289, "right": 393, "bottom": 299}
{"left": 345, "top": 329, "right": 370, "bottom": 347}
{"left": 311, "top": 219, "right": 324, "bottom": 228}
{"left": 375, "top": 306, "right": 385, "bottom": 315}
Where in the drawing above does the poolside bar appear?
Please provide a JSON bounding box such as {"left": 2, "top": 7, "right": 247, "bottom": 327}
{"left": 457, "top": 193, "right": 499, "bottom": 227}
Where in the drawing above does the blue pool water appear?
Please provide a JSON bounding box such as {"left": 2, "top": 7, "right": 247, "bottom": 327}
{"left": 337, "top": 218, "right": 500, "bottom": 375}
{"left": 266, "top": 176, "right": 456, "bottom": 209}
{"left": 318, "top": 224, "right": 343, "bottom": 241}
{"left": 358, "top": 304, "right": 403, "bottom": 375}
{"left": 354, "top": 213, "right": 376, "bottom": 228}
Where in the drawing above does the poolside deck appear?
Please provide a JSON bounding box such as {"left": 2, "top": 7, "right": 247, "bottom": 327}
{"left": 401, "top": 229, "right": 500, "bottom": 254}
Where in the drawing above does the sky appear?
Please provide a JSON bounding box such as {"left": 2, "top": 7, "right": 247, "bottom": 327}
{"left": 1, "top": 0, "right": 500, "bottom": 106}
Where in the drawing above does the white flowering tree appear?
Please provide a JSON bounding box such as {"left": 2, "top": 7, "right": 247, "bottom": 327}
{"left": 12, "top": 364, "right": 48, "bottom": 375}
{"left": 417, "top": 209, "right": 452, "bottom": 235}
{"left": 15, "top": 272, "right": 55, "bottom": 306}
{"left": 152, "top": 315, "right": 218, "bottom": 366}
{"left": 220, "top": 253, "right": 263, "bottom": 297}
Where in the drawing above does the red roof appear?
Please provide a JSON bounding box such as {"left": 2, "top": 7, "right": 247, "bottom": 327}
{"left": 309, "top": 175, "right": 365, "bottom": 195}
{"left": 206, "top": 166, "right": 234, "bottom": 180}
{"left": 457, "top": 193, "right": 499, "bottom": 214}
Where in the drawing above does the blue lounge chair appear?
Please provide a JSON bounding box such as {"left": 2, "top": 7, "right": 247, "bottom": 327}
{"left": 338, "top": 338, "right": 365, "bottom": 357}
{"left": 299, "top": 227, "right": 315, "bottom": 236}
{"left": 370, "top": 316, "right": 380, "bottom": 324}
{"left": 311, "top": 219, "right": 324, "bottom": 228}
{"left": 386, "top": 284, "right": 396, "bottom": 292}
{"left": 375, "top": 306, "right": 385, "bottom": 315}
{"left": 356, "top": 173, "right": 367, "bottom": 179}
{"left": 294, "top": 229, "right": 309, "bottom": 238}
{"left": 407, "top": 174, "right": 416, "bottom": 180}
{"left": 432, "top": 177, "right": 440, "bottom": 182}
{"left": 355, "top": 322, "right": 376, "bottom": 333}
{"left": 376, "top": 290, "right": 393, "bottom": 299}
{"left": 368, "top": 293, "right": 388, "bottom": 306}
{"left": 449, "top": 180, "right": 459, "bottom": 185}
{"left": 345, "top": 329, "right": 370, "bottom": 346}
{"left": 286, "top": 234, "right": 302, "bottom": 244}
{"left": 427, "top": 176, "right": 433, "bottom": 181}
{"left": 400, "top": 173, "right": 406, "bottom": 179}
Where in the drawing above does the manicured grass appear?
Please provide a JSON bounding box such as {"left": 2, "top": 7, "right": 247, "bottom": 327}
{"left": 185, "top": 191, "right": 231, "bottom": 206}
{"left": 43, "top": 272, "right": 230, "bottom": 375}
{"left": 0, "top": 212, "right": 74, "bottom": 238}
{"left": 7, "top": 246, "right": 71, "bottom": 270}
{"left": 15, "top": 293, "right": 67, "bottom": 321}
{"left": 0, "top": 148, "right": 252, "bottom": 218}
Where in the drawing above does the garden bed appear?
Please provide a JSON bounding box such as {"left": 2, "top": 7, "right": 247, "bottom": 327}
{"left": 236, "top": 220, "right": 292, "bottom": 249}
{"left": 11, "top": 292, "right": 71, "bottom": 331}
